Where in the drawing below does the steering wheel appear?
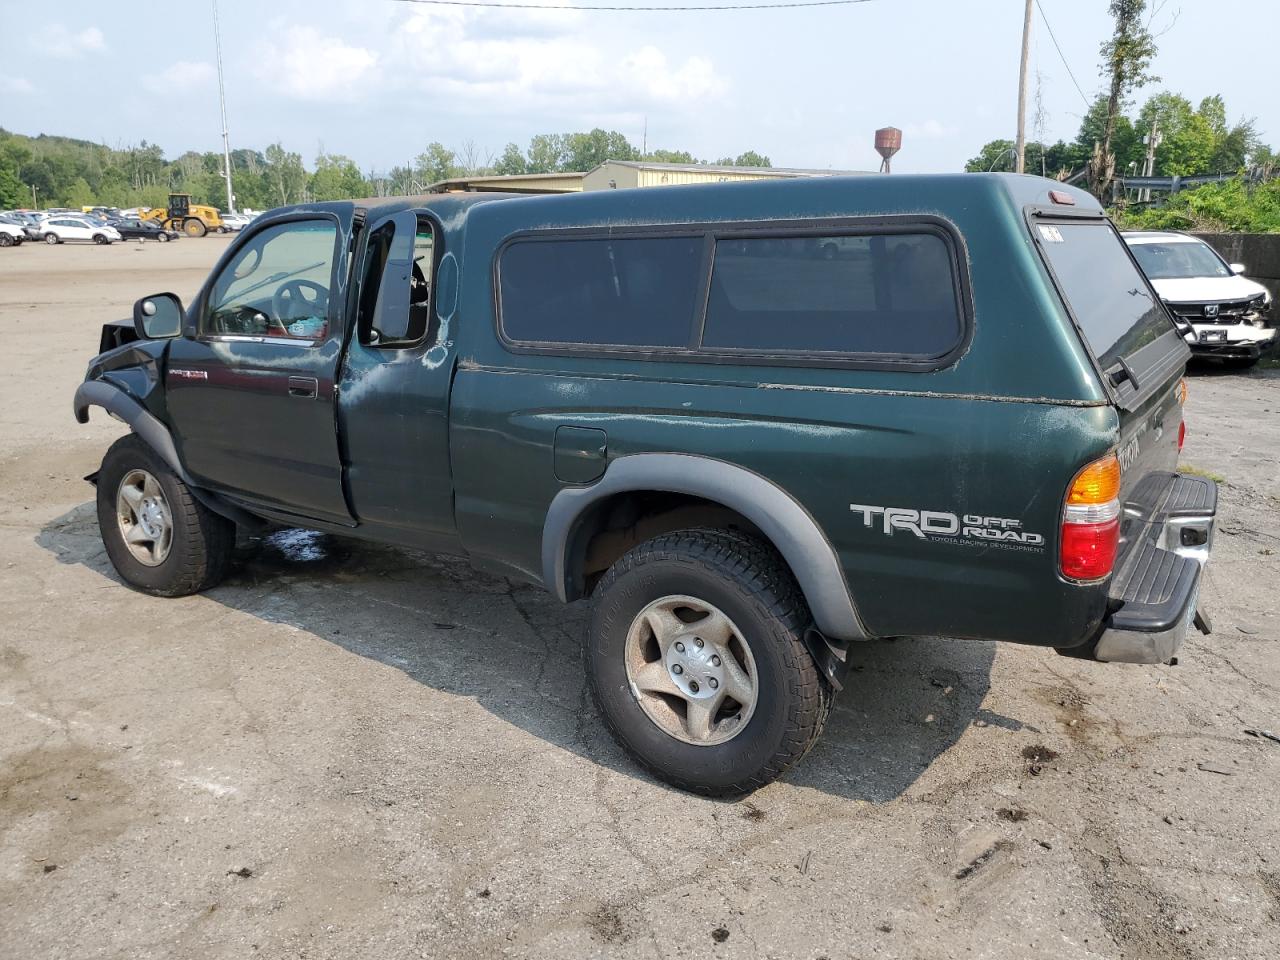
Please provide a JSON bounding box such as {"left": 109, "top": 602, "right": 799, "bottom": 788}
{"left": 272, "top": 279, "right": 329, "bottom": 322}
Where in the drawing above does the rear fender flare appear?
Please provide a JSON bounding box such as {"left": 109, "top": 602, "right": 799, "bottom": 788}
{"left": 541, "top": 453, "right": 869, "bottom": 642}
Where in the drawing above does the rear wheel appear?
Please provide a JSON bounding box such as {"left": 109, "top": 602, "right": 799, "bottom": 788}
{"left": 44, "top": 232, "right": 60, "bottom": 245}
{"left": 96, "top": 434, "right": 235, "bottom": 597}
{"left": 183, "top": 217, "right": 207, "bottom": 238}
{"left": 0, "top": 234, "right": 12, "bottom": 247}
{"left": 586, "top": 528, "right": 831, "bottom": 795}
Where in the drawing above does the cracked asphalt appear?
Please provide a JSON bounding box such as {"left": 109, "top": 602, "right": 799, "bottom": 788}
{"left": 1, "top": 241, "right": 1278, "bottom": 959}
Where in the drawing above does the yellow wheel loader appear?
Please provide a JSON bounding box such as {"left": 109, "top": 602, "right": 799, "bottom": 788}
{"left": 138, "top": 194, "right": 225, "bottom": 237}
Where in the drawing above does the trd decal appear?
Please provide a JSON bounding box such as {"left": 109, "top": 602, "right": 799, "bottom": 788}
{"left": 169, "top": 368, "right": 208, "bottom": 380}
{"left": 849, "top": 504, "right": 1045, "bottom": 548}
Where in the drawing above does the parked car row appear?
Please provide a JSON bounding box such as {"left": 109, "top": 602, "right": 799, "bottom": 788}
{"left": 1, "top": 206, "right": 258, "bottom": 247}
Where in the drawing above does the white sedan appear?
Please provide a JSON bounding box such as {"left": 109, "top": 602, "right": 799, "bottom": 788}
{"left": 42, "top": 217, "right": 121, "bottom": 245}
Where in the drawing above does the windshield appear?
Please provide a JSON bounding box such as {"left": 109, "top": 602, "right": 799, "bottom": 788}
{"left": 1038, "top": 221, "right": 1176, "bottom": 372}
{"left": 1127, "top": 239, "right": 1231, "bottom": 280}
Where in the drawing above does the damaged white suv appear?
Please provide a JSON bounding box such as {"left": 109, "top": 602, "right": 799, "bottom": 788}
{"left": 1124, "top": 230, "right": 1276, "bottom": 368}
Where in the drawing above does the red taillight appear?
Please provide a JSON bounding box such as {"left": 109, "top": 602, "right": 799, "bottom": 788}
{"left": 1060, "top": 453, "right": 1122, "bottom": 582}
{"left": 1060, "top": 518, "right": 1120, "bottom": 580}
{"left": 1178, "top": 419, "right": 1186, "bottom": 451}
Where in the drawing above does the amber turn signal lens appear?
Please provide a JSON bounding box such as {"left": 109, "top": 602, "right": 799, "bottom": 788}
{"left": 1066, "top": 453, "right": 1121, "bottom": 506}
{"left": 1178, "top": 378, "right": 1188, "bottom": 405}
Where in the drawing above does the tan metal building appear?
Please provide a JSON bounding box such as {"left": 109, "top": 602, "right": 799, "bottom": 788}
{"left": 428, "top": 160, "right": 873, "bottom": 196}
{"left": 426, "top": 171, "right": 584, "bottom": 194}
{"left": 581, "top": 160, "right": 871, "bottom": 191}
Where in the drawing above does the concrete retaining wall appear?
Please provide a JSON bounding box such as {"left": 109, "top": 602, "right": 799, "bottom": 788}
{"left": 1192, "top": 233, "right": 1280, "bottom": 309}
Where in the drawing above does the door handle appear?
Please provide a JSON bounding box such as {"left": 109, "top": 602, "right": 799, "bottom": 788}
{"left": 288, "top": 376, "right": 318, "bottom": 399}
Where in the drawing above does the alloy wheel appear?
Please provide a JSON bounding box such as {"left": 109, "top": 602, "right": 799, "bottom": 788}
{"left": 115, "top": 469, "right": 173, "bottom": 566}
{"left": 623, "top": 595, "right": 758, "bottom": 746}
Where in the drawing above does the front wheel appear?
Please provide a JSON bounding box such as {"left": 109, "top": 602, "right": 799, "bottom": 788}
{"left": 586, "top": 529, "right": 831, "bottom": 795}
{"left": 44, "top": 232, "right": 60, "bottom": 245}
{"left": 158, "top": 232, "right": 171, "bottom": 242}
{"left": 183, "top": 217, "right": 207, "bottom": 238}
{"left": 93, "top": 234, "right": 109, "bottom": 245}
{"left": 96, "top": 434, "right": 235, "bottom": 597}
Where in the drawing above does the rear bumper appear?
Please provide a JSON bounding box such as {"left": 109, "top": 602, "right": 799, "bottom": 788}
{"left": 1093, "top": 473, "right": 1217, "bottom": 664}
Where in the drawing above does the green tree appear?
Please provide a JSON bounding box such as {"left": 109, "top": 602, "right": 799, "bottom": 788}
{"left": 564, "top": 129, "right": 637, "bottom": 171}
{"left": 413, "top": 142, "right": 458, "bottom": 186}
{"left": 493, "top": 143, "right": 527, "bottom": 176}
{"left": 732, "top": 150, "right": 771, "bottom": 168}
{"left": 263, "top": 143, "right": 306, "bottom": 206}
{"left": 0, "top": 146, "right": 26, "bottom": 207}
{"left": 526, "top": 134, "right": 567, "bottom": 173}
{"left": 65, "top": 177, "right": 95, "bottom": 208}
{"left": 310, "top": 152, "right": 367, "bottom": 201}
{"left": 1091, "top": 0, "right": 1159, "bottom": 199}
{"left": 644, "top": 149, "right": 697, "bottom": 164}
{"left": 965, "top": 139, "right": 1017, "bottom": 172}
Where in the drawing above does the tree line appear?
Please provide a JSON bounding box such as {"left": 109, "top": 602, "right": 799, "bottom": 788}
{"left": 966, "top": 91, "right": 1271, "bottom": 181}
{"left": 967, "top": 0, "right": 1277, "bottom": 233}
{"left": 0, "top": 126, "right": 770, "bottom": 212}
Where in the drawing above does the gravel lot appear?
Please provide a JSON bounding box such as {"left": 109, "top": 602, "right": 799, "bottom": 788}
{"left": 1, "top": 239, "right": 1277, "bottom": 960}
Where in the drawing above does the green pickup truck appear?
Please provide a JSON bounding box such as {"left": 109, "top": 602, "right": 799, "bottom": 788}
{"left": 75, "top": 174, "right": 1215, "bottom": 795}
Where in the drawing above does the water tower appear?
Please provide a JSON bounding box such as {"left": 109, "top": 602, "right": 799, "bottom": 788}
{"left": 875, "top": 127, "right": 902, "bottom": 173}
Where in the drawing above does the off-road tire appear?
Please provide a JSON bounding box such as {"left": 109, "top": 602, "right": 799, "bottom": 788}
{"left": 183, "top": 217, "right": 207, "bottom": 238}
{"left": 96, "top": 434, "right": 235, "bottom": 597}
{"left": 586, "top": 527, "right": 832, "bottom": 795}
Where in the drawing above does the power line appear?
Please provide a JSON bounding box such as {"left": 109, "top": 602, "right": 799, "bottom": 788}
{"left": 391, "top": 0, "right": 876, "bottom": 11}
{"left": 1035, "top": 0, "right": 1091, "bottom": 108}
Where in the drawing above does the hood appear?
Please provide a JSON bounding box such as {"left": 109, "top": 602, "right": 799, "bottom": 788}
{"left": 1151, "top": 273, "right": 1269, "bottom": 305}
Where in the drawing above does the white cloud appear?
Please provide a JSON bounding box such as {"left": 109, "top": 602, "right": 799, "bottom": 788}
{"left": 143, "top": 61, "right": 215, "bottom": 96}
{"left": 253, "top": 27, "right": 379, "bottom": 102}
{"left": 34, "top": 25, "right": 106, "bottom": 58}
{"left": 620, "top": 47, "right": 727, "bottom": 102}
{"left": 1, "top": 76, "right": 35, "bottom": 95}
{"left": 387, "top": 9, "right": 727, "bottom": 116}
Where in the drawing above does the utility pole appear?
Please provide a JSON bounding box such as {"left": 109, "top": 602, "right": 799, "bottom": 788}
{"left": 1140, "top": 118, "right": 1161, "bottom": 203}
{"left": 212, "top": 0, "right": 235, "bottom": 213}
{"left": 1015, "top": 0, "right": 1034, "bottom": 174}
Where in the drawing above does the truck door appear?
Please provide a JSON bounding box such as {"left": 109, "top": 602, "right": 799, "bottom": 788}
{"left": 165, "top": 216, "right": 353, "bottom": 524}
{"left": 336, "top": 209, "right": 462, "bottom": 554}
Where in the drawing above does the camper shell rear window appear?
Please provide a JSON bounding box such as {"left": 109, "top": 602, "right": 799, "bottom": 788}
{"left": 1033, "top": 217, "right": 1183, "bottom": 388}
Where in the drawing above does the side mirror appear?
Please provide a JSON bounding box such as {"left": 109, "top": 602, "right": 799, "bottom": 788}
{"left": 133, "top": 292, "right": 184, "bottom": 340}
{"left": 1230, "top": 262, "right": 1247, "bottom": 275}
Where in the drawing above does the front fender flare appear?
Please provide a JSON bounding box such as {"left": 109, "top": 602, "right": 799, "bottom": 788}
{"left": 541, "top": 453, "right": 868, "bottom": 642}
{"left": 74, "top": 380, "right": 262, "bottom": 529}
{"left": 75, "top": 379, "right": 189, "bottom": 482}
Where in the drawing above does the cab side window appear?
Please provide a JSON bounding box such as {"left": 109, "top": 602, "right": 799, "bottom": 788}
{"left": 206, "top": 220, "right": 338, "bottom": 341}
{"left": 356, "top": 212, "right": 436, "bottom": 347}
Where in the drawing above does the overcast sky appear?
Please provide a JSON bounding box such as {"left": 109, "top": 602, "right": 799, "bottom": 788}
{"left": 1, "top": 0, "right": 1273, "bottom": 173}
